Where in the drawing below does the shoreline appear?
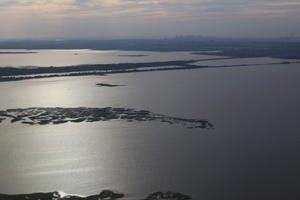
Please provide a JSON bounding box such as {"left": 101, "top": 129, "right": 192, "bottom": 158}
{"left": 0, "top": 58, "right": 300, "bottom": 82}
{"left": 0, "top": 190, "right": 191, "bottom": 200}
{"left": 1, "top": 38, "right": 300, "bottom": 59}
{"left": 0, "top": 58, "right": 299, "bottom": 82}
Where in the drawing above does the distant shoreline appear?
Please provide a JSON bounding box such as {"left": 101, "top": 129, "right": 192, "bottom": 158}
{"left": 0, "top": 52, "right": 37, "bottom": 54}
{"left": 0, "top": 58, "right": 225, "bottom": 82}
{"left": 1, "top": 38, "right": 300, "bottom": 59}
{"left": 0, "top": 58, "right": 299, "bottom": 82}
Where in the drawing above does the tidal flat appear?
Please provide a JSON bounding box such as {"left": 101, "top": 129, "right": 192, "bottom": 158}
{"left": 0, "top": 107, "right": 213, "bottom": 129}
{"left": 0, "top": 190, "right": 191, "bottom": 200}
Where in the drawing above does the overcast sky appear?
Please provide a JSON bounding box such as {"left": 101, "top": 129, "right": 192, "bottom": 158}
{"left": 0, "top": 0, "right": 300, "bottom": 39}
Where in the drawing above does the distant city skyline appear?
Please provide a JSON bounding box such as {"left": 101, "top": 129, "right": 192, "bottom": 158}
{"left": 0, "top": 0, "right": 300, "bottom": 39}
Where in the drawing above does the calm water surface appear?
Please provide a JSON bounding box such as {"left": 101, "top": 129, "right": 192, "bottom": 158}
{"left": 0, "top": 60, "right": 300, "bottom": 200}
{"left": 0, "top": 49, "right": 222, "bottom": 67}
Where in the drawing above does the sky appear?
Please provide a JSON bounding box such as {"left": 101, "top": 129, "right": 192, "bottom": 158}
{"left": 0, "top": 0, "right": 300, "bottom": 39}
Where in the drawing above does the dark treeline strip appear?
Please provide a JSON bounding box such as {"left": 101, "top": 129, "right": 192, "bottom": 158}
{"left": 0, "top": 58, "right": 229, "bottom": 77}
{"left": 0, "top": 72, "right": 106, "bottom": 82}
{"left": 1, "top": 60, "right": 299, "bottom": 82}
{"left": 0, "top": 60, "right": 193, "bottom": 76}
{"left": 0, "top": 67, "right": 192, "bottom": 82}
{"left": 0, "top": 52, "right": 37, "bottom": 54}
{"left": 0, "top": 66, "right": 208, "bottom": 82}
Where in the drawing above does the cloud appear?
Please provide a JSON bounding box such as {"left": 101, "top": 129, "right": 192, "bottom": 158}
{"left": 0, "top": 0, "right": 299, "bottom": 38}
{"left": 1, "top": 0, "right": 300, "bottom": 18}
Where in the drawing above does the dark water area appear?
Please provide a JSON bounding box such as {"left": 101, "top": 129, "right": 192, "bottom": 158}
{"left": 0, "top": 56, "right": 300, "bottom": 199}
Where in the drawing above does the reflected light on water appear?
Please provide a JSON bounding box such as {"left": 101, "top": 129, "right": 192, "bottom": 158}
{"left": 0, "top": 64, "right": 300, "bottom": 199}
